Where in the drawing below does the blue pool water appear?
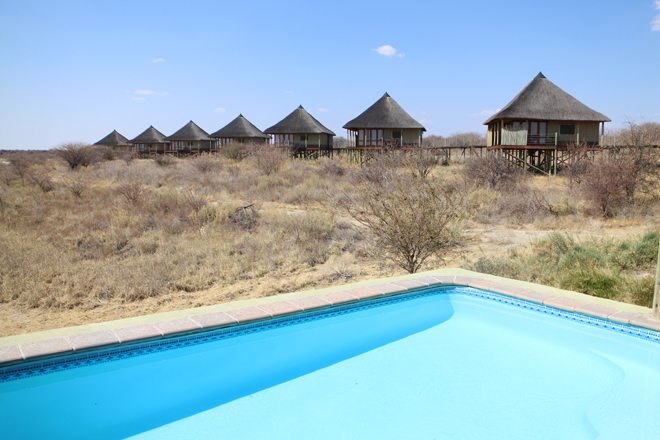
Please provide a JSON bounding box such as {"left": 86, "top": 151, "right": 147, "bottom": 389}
{"left": 1, "top": 287, "right": 659, "bottom": 439}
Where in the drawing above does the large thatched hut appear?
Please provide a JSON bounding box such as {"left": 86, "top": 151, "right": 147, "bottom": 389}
{"left": 210, "top": 114, "right": 270, "bottom": 148}
{"left": 129, "top": 126, "right": 170, "bottom": 154}
{"left": 94, "top": 130, "right": 131, "bottom": 150}
{"left": 485, "top": 73, "right": 610, "bottom": 148}
{"left": 484, "top": 72, "right": 610, "bottom": 174}
{"left": 344, "top": 93, "right": 425, "bottom": 148}
{"left": 265, "top": 106, "right": 335, "bottom": 149}
{"left": 165, "top": 121, "right": 212, "bottom": 154}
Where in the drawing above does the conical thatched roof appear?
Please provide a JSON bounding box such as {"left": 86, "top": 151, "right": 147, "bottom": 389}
{"left": 265, "top": 106, "right": 335, "bottom": 135}
{"left": 166, "top": 121, "right": 210, "bottom": 141}
{"left": 210, "top": 114, "right": 270, "bottom": 139}
{"left": 129, "top": 126, "right": 169, "bottom": 144}
{"left": 94, "top": 130, "right": 131, "bottom": 146}
{"left": 484, "top": 73, "right": 610, "bottom": 124}
{"left": 343, "top": 93, "right": 426, "bottom": 131}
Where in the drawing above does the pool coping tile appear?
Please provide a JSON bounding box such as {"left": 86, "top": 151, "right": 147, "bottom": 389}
{"left": 315, "top": 291, "right": 359, "bottom": 305}
{"left": 21, "top": 338, "right": 73, "bottom": 360}
{"left": 287, "top": 296, "right": 332, "bottom": 311}
{"left": 542, "top": 297, "right": 590, "bottom": 312}
{"left": 368, "top": 283, "right": 406, "bottom": 294}
{"left": 629, "top": 314, "right": 660, "bottom": 332}
{"left": 607, "top": 311, "right": 643, "bottom": 325}
{"left": 153, "top": 318, "right": 202, "bottom": 336}
{"left": 112, "top": 324, "right": 162, "bottom": 344}
{"left": 573, "top": 303, "right": 620, "bottom": 320}
{"left": 257, "top": 301, "right": 303, "bottom": 316}
{"left": 342, "top": 287, "right": 383, "bottom": 300}
{"left": 0, "top": 345, "right": 23, "bottom": 363}
{"left": 68, "top": 330, "right": 120, "bottom": 351}
{"left": 390, "top": 279, "right": 429, "bottom": 290}
{"left": 189, "top": 312, "right": 237, "bottom": 329}
{"left": 512, "top": 290, "right": 556, "bottom": 304}
{"left": 409, "top": 276, "right": 442, "bottom": 286}
{"left": 225, "top": 307, "right": 272, "bottom": 323}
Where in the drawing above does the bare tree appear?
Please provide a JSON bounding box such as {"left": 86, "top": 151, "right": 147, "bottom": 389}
{"left": 249, "top": 142, "right": 287, "bottom": 176}
{"left": 30, "top": 170, "right": 54, "bottom": 193}
{"left": 53, "top": 143, "right": 98, "bottom": 170}
{"left": 7, "top": 154, "right": 32, "bottom": 184}
{"left": 220, "top": 142, "right": 248, "bottom": 162}
{"left": 61, "top": 173, "right": 89, "bottom": 198}
{"left": 115, "top": 169, "right": 147, "bottom": 204}
{"left": 190, "top": 153, "right": 221, "bottom": 173}
{"left": 338, "top": 173, "right": 466, "bottom": 273}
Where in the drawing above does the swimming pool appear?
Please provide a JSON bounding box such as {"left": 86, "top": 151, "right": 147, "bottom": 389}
{"left": 1, "top": 286, "right": 659, "bottom": 439}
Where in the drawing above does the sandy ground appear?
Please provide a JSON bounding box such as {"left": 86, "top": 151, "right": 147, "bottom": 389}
{"left": 1, "top": 222, "right": 653, "bottom": 338}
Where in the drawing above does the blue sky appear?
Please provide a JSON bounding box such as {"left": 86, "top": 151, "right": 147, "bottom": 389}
{"left": 0, "top": 0, "right": 659, "bottom": 150}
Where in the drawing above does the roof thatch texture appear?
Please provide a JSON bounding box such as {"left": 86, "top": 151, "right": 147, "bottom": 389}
{"left": 343, "top": 93, "right": 426, "bottom": 131}
{"left": 484, "top": 73, "right": 611, "bottom": 124}
{"left": 129, "top": 126, "right": 169, "bottom": 144}
{"left": 265, "top": 106, "right": 335, "bottom": 135}
{"left": 209, "top": 114, "right": 270, "bottom": 139}
{"left": 94, "top": 130, "right": 131, "bottom": 146}
{"left": 166, "top": 121, "right": 210, "bottom": 141}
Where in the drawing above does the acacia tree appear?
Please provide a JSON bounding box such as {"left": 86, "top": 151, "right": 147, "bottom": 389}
{"left": 339, "top": 171, "right": 465, "bottom": 273}
{"left": 53, "top": 142, "right": 97, "bottom": 170}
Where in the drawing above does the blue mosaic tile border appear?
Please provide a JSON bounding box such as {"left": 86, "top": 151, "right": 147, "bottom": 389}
{"left": 1, "top": 286, "right": 659, "bottom": 383}
{"left": 460, "top": 288, "right": 660, "bottom": 343}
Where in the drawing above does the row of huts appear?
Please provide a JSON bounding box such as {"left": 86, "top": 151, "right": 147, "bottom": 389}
{"left": 95, "top": 73, "right": 611, "bottom": 167}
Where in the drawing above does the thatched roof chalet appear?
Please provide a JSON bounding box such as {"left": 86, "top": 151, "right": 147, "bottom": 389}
{"left": 130, "top": 126, "right": 168, "bottom": 144}
{"left": 130, "top": 126, "right": 169, "bottom": 153}
{"left": 343, "top": 93, "right": 425, "bottom": 147}
{"left": 344, "top": 93, "right": 425, "bottom": 130}
{"left": 265, "top": 106, "right": 335, "bottom": 149}
{"left": 166, "top": 121, "right": 210, "bottom": 141}
{"left": 210, "top": 114, "right": 270, "bottom": 140}
{"left": 485, "top": 73, "right": 610, "bottom": 124}
{"left": 94, "top": 130, "right": 131, "bottom": 147}
{"left": 485, "top": 73, "right": 610, "bottom": 148}
{"left": 165, "top": 121, "right": 212, "bottom": 152}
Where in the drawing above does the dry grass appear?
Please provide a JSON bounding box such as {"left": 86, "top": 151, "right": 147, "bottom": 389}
{"left": 0, "top": 151, "right": 659, "bottom": 336}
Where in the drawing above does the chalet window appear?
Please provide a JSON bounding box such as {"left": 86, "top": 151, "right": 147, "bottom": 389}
{"left": 300, "top": 135, "right": 307, "bottom": 141}
{"left": 237, "top": 139, "right": 244, "bottom": 144}
{"left": 392, "top": 131, "right": 402, "bottom": 139}
{"left": 560, "top": 124, "right": 576, "bottom": 135}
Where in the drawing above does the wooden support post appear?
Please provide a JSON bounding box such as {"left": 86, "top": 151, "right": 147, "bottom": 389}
{"left": 553, "top": 149, "right": 557, "bottom": 175}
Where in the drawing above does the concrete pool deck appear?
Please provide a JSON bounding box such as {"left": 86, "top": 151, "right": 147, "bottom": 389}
{"left": 1, "top": 268, "right": 659, "bottom": 366}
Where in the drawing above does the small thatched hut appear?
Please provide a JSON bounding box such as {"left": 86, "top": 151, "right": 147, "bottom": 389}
{"left": 344, "top": 93, "right": 425, "bottom": 147}
{"left": 165, "top": 121, "right": 212, "bottom": 153}
{"left": 265, "top": 106, "right": 335, "bottom": 149}
{"left": 129, "top": 126, "right": 170, "bottom": 154}
{"left": 485, "top": 73, "right": 610, "bottom": 148}
{"left": 94, "top": 130, "right": 131, "bottom": 150}
{"left": 210, "top": 114, "right": 270, "bottom": 148}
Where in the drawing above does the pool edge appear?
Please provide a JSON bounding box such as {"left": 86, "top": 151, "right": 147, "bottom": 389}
{"left": 1, "top": 270, "right": 659, "bottom": 366}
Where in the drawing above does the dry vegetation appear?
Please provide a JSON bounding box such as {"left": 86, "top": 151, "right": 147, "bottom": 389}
{"left": 1, "top": 138, "right": 659, "bottom": 336}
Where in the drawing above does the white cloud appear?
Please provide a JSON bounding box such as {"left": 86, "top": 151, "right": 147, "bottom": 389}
{"left": 135, "top": 90, "right": 168, "bottom": 96}
{"left": 653, "top": 0, "right": 660, "bottom": 31}
{"left": 130, "top": 97, "right": 145, "bottom": 101}
{"left": 318, "top": 108, "right": 330, "bottom": 112}
{"left": 213, "top": 107, "right": 226, "bottom": 113}
{"left": 397, "top": 53, "right": 405, "bottom": 58}
{"left": 373, "top": 45, "right": 398, "bottom": 57}
{"left": 419, "top": 119, "right": 432, "bottom": 124}
{"left": 470, "top": 109, "right": 499, "bottom": 117}
{"left": 152, "top": 58, "right": 165, "bottom": 63}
